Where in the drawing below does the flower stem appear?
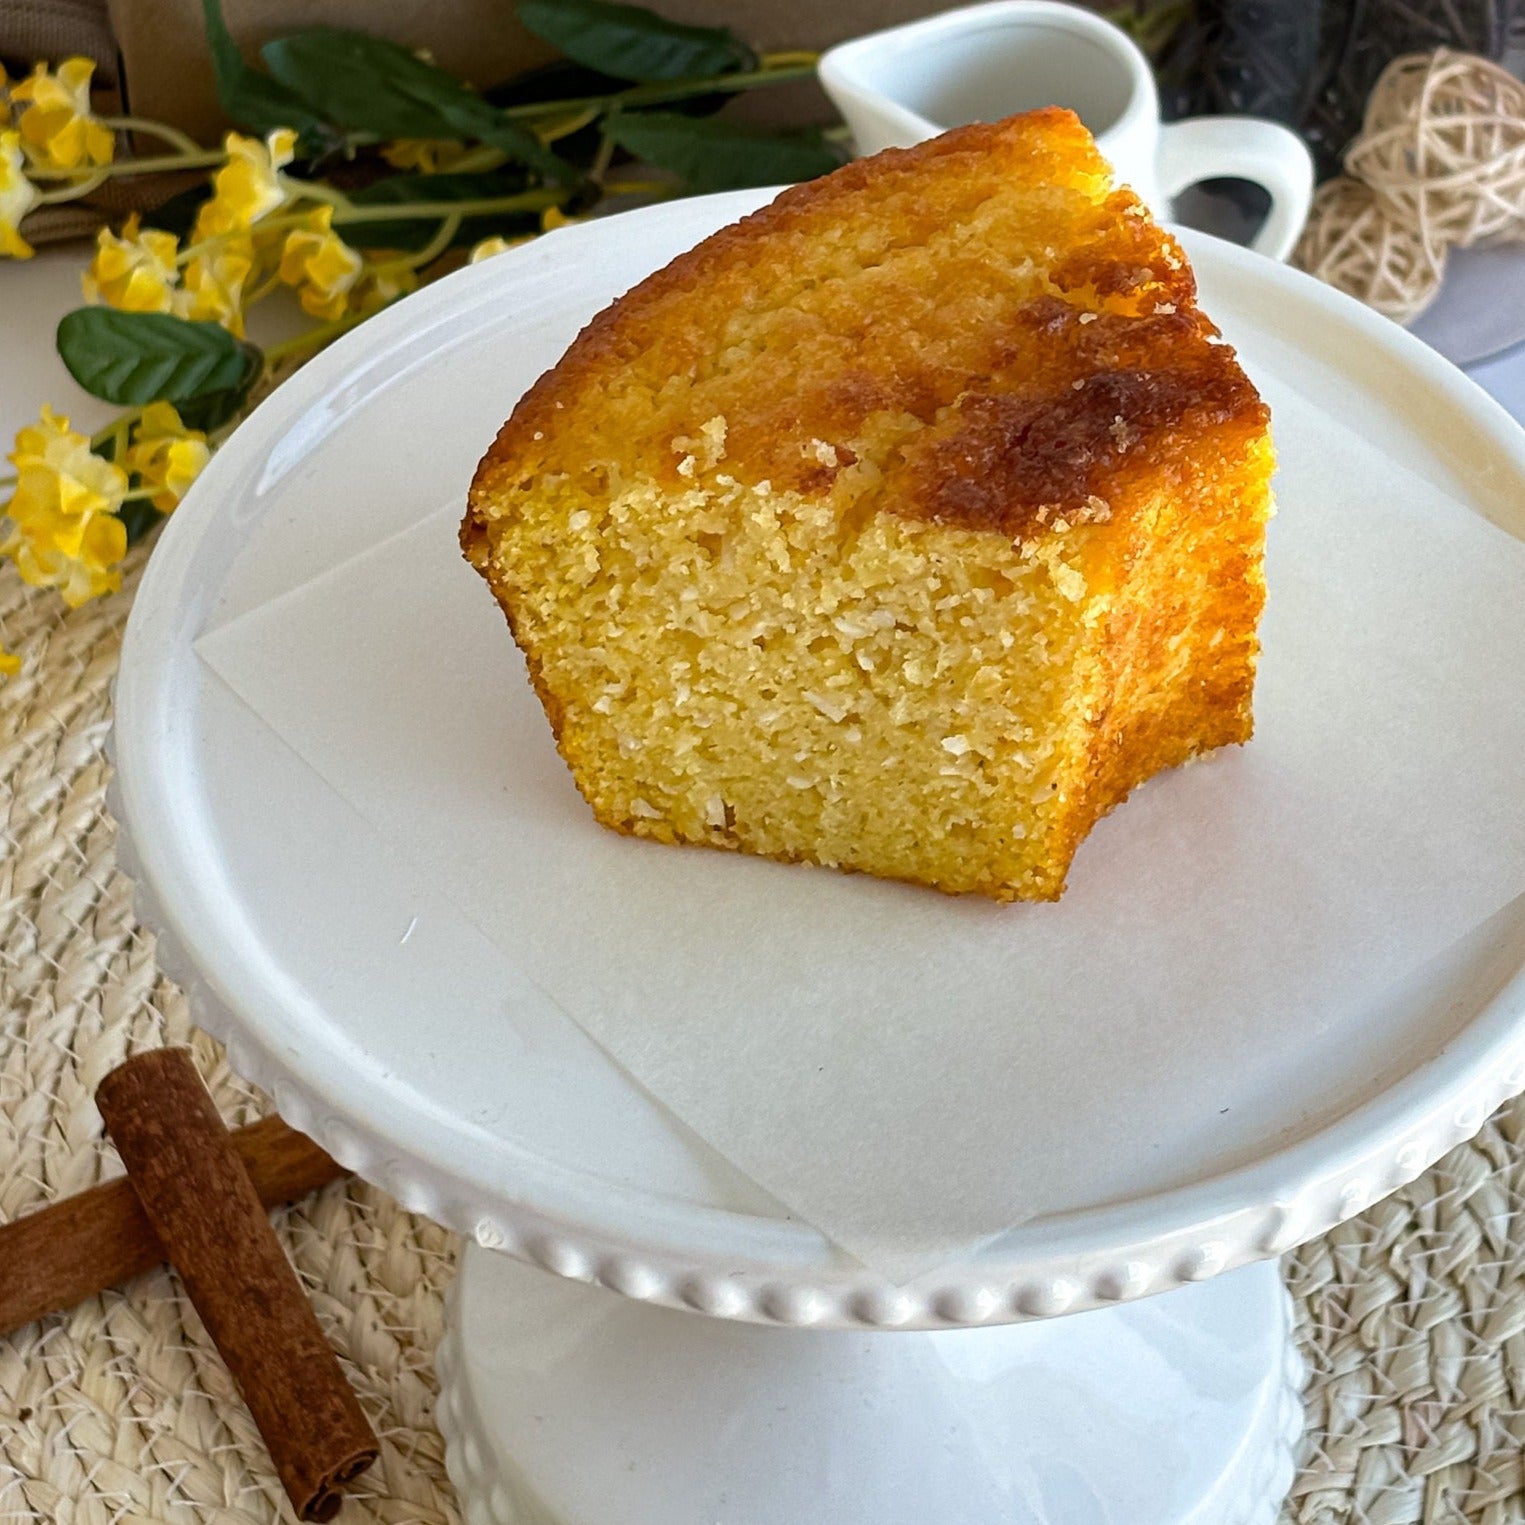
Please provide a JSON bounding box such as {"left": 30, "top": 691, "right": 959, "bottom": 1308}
{"left": 263, "top": 311, "right": 370, "bottom": 366}
{"left": 331, "top": 190, "right": 564, "bottom": 223}
{"left": 285, "top": 178, "right": 350, "bottom": 210}
{"left": 89, "top": 412, "right": 140, "bottom": 451}
{"left": 602, "top": 179, "right": 677, "bottom": 199}
{"left": 243, "top": 267, "right": 286, "bottom": 306}
{"left": 37, "top": 168, "right": 112, "bottom": 204}
{"left": 27, "top": 148, "right": 227, "bottom": 180}
{"left": 445, "top": 145, "right": 510, "bottom": 173}
{"left": 394, "top": 213, "right": 463, "bottom": 270}
{"left": 102, "top": 116, "right": 205, "bottom": 156}
{"left": 535, "top": 106, "right": 602, "bottom": 146}
{"left": 174, "top": 188, "right": 559, "bottom": 271}
{"left": 499, "top": 59, "right": 820, "bottom": 120}
{"left": 589, "top": 130, "right": 617, "bottom": 186}
{"left": 176, "top": 212, "right": 311, "bottom": 267}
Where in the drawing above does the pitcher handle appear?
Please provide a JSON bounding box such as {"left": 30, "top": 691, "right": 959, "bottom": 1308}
{"left": 1156, "top": 117, "right": 1315, "bottom": 262}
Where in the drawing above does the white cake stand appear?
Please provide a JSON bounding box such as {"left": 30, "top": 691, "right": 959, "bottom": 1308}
{"left": 110, "top": 191, "right": 1525, "bottom": 1525}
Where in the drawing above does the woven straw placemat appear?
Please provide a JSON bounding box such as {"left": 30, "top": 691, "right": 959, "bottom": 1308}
{"left": 2, "top": 557, "right": 1523, "bottom": 1524}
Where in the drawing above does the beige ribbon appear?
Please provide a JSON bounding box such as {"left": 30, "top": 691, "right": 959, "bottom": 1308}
{"left": 1294, "top": 49, "right": 1525, "bottom": 324}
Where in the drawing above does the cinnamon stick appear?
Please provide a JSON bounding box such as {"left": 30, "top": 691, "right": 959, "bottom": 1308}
{"left": 96, "top": 1049, "right": 377, "bottom": 1522}
{"left": 0, "top": 1113, "right": 346, "bottom": 1339}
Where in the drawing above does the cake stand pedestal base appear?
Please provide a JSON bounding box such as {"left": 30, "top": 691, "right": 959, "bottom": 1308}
{"left": 437, "top": 1247, "right": 1304, "bottom": 1525}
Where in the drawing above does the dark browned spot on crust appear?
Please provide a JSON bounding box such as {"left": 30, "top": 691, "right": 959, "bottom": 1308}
{"left": 894, "top": 349, "right": 1267, "bottom": 539}
{"left": 467, "top": 107, "right": 1265, "bottom": 546}
{"left": 1047, "top": 202, "right": 1198, "bottom": 309}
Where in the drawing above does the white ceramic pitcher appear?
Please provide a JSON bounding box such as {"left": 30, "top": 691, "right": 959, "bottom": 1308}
{"left": 819, "top": 0, "right": 1315, "bottom": 261}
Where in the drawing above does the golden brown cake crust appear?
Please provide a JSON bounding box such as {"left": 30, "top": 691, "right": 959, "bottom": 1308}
{"left": 466, "top": 108, "right": 1266, "bottom": 557}
{"left": 895, "top": 301, "right": 1267, "bottom": 536}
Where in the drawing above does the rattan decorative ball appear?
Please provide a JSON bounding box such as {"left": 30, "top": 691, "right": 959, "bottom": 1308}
{"left": 1346, "top": 50, "right": 1525, "bottom": 250}
{"left": 1295, "top": 175, "right": 1445, "bottom": 324}
{"left": 1295, "top": 49, "right": 1525, "bottom": 324}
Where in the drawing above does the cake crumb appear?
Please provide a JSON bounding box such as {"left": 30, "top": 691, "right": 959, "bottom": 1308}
{"left": 699, "top": 415, "right": 728, "bottom": 463}
{"left": 1050, "top": 560, "right": 1087, "bottom": 602}
{"left": 673, "top": 416, "right": 729, "bottom": 473}
{"left": 804, "top": 690, "right": 852, "bottom": 723}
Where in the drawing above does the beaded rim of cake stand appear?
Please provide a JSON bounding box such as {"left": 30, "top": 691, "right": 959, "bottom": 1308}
{"left": 109, "top": 752, "right": 1525, "bottom": 1333}
{"left": 101, "top": 204, "right": 1525, "bottom": 1334}
{"left": 435, "top": 1309, "right": 557, "bottom": 1525}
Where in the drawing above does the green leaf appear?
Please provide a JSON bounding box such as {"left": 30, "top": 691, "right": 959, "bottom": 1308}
{"left": 173, "top": 343, "right": 262, "bottom": 431}
{"left": 260, "top": 29, "right": 582, "bottom": 185}
{"left": 57, "top": 310, "right": 260, "bottom": 408}
{"left": 344, "top": 171, "right": 538, "bottom": 250}
{"left": 516, "top": 0, "right": 754, "bottom": 83}
{"left": 199, "top": 0, "right": 334, "bottom": 142}
{"left": 261, "top": 30, "right": 457, "bottom": 138}
{"left": 603, "top": 112, "right": 841, "bottom": 192}
{"left": 118, "top": 498, "right": 166, "bottom": 547}
{"left": 485, "top": 58, "right": 625, "bottom": 107}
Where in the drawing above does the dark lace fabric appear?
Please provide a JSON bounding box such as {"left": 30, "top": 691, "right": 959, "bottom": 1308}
{"left": 1137, "top": 0, "right": 1524, "bottom": 178}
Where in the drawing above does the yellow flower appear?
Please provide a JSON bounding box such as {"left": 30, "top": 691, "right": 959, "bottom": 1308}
{"left": 84, "top": 214, "right": 180, "bottom": 311}
{"left": 2, "top": 513, "right": 126, "bottom": 606}
{"left": 381, "top": 138, "right": 470, "bottom": 173}
{"left": 349, "top": 262, "right": 417, "bottom": 317}
{"left": 278, "top": 205, "right": 363, "bottom": 320}
{"left": 5, "top": 405, "right": 126, "bottom": 556}
{"left": 126, "top": 402, "right": 210, "bottom": 513}
{"left": 2, "top": 406, "right": 128, "bottom": 607}
{"left": 468, "top": 234, "right": 531, "bottom": 263}
{"left": 540, "top": 205, "right": 585, "bottom": 232}
{"left": 0, "top": 62, "right": 12, "bottom": 126}
{"left": 0, "top": 645, "right": 20, "bottom": 678}
{"left": 179, "top": 233, "right": 256, "bottom": 335}
{"left": 10, "top": 59, "right": 114, "bottom": 173}
{"left": 193, "top": 129, "right": 297, "bottom": 239}
{"left": 0, "top": 129, "right": 38, "bottom": 258}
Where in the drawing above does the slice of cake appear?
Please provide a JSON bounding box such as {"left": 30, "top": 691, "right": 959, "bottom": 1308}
{"left": 463, "top": 108, "right": 1274, "bottom": 902}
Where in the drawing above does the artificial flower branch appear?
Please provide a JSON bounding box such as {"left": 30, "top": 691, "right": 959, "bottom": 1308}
{"left": 497, "top": 55, "right": 821, "bottom": 119}
{"left": 0, "top": 1, "right": 840, "bottom": 675}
